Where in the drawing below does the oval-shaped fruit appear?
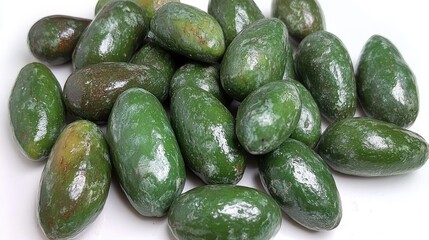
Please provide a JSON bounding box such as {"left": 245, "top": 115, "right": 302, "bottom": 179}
{"left": 208, "top": 0, "right": 264, "bottom": 46}
{"left": 38, "top": 120, "right": 111, "bottom": 239}
{"left": 168, "top": 184, "right": 282, "bottom": 240}
{"left": 170, "top": 86, "right": 246, "bottom": 184}
{"left": 169, "top": 62, "right": 229, "bottom": 104}
{"left": 295, "top": 30, "right": 356, "bottom": 122}
{"left": 63, "top": 62, "right": 168, "bottom": 122}
{"left": 236, "top": 81, "right": 301, "bottom": 155}
{"left": 28, "top": 15, "right": 90, "bottom": 65}
{"left": 220, "top": 18, "right": 288, "bottom": 101}
{"left": 260, "top": 138, "right": 342, "bottom": 231}
{"left": 289, "top": 79, "right": 321, "bottom": 148}
{"left": 9, "top": 62, "right": 65, "bottom": 161}
{"left": 130, "top": 42, "right": 177, "bottom": 82}
{"left": 73, "top": 1, "right": 147, "bottom": 70}
{"left": 357, "top": 35, "right": 419, "bottom": 128}
{"left": 107, "top": 88, "right": 186, "bottom": 216}
{"left": 272, "top": 0, "right": 325, "bottom": 42}
{"left": 150, "top": 2, "right": 225, "bottom": 63}
{"left": 316, "top": 117, "right": 429, "bottom": 177}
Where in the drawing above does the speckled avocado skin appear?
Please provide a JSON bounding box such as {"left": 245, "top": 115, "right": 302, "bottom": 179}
{"left": 168, "top": 184, "right": 282, "bottom": 240}
{"left": 236, "top": 81, "right": 301, "bottom": 155}
{"left": 357, "top": 35, "right": 419, "bottom": 128}
{"left": 272, "top": 0, "right": 325, "bottom": 42}
{"left": 316, "top": 117, "right": 429, "bottom": 177}
{"left": 220, "top": 18, "right": 288, "bottom": 101}
{"left": 208, "top": 0, "right": 264, "bottom": 46}
{"left": 38, "top": 120, "right": 111, "bottom": 240}
{"left": 289, "top": 79, "right": 321, "bottom": 148}
{"left": 150, "top": 2, "right": 225, "bottom": 63}
{"left": 107, "top": 88, "right": 186, "bottom": 216}
{"left": 9, "top": 62, "right": 65, "bottom": 161}
{"left": 63, "top": 62, "right": 169, "bottom": 122}
{"left": 295, "top": 30, "right": 356, "bottom": 122}
{"left": 170, "top": 86, "right": 246, "bottom": 184}
{"left": 169, "top": 62, "right": 230, "bottom": 104}
{"left": 260, "top": 138, "right": 342, "bottom": 231}
{"left": 28, "top": 15, "right": 90, "bottom": 65}
{"left": 73, "top": 1, "right": 147, "bottom": 70}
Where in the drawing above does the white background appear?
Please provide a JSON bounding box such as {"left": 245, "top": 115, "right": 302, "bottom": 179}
{"left": 1, "top": 0, "right": 428, "bottom": 239}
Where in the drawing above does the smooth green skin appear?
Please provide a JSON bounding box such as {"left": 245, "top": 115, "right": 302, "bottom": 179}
{"left": 260, "top": 139, "right": 342, "bottom": 231}
{"left": 208, "top": 0, "right": 264, "bottom": 47}
{"left": 130, "top": 42, "right": 177, "bottom": 82}
{"left": 107, "top": 88, "right": 185, "bottom": 216}
{"left": 28, "top": 15, "right": 90, "bottom": 65}
{"left": 295, "top": 30, "right": 356, "bottom": 122}
{"left": 150, "top": 2, "right": 225, "bottom": 63}
{"left": 73, "top": 1, "right": 147, "bottom": 70}
{"left": 283, "top": 40, "right": 296, "bottom": 80}
{"left": 357, "top": 35, "right": 419, "bottom": 128}
{"left": 272, "top": 0, "right": 325, "bottom": 42}
{"left": 289, "top": 79, "right": 321, "bottom": 148}
{"left": 95, "top": 0, "right": 179, "bottom": 23}
{"left": 236, "top": 81, "right": 301, "bottom": 155}
{"left": 169, "top": 62, "right": 230, "bottom": 104}
{"left": 220, "top": 18, "right": 288, "bottom": 101}
{"left": 170, "top": 86, "right": 246, "bottom": 184}
{"left": 316, "top": 117, "right": 429, "bottom": 177}
{"left": 168, "top": 185, "right": 282, "bottom": 240}
{"left": 38, "top": 120, "right": 111, "bottom": 240}
{"left": 9, "top": 63, "right": 65, "bottom": 161}
{"left": 63, "top": 62, "right": 168, "bottom": 122}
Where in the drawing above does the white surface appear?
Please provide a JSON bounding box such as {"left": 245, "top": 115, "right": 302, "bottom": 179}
{"left": 1, "top": 0, "right": 428, "bottom": 239}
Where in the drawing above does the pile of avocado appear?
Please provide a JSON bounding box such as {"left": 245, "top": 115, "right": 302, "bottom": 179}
{"left": 8, "top": 0, "right": 428, "bottom": 239}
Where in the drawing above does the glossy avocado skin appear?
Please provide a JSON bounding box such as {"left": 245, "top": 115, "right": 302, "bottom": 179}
{"left": 63, "top": 62, "right": 168, "bottom": 122}
{"left": 73, "top": 1, "right": 147, "bottom": 70}
{"left": 272, "top": 0, "right": 325, "bottom": 42}
{"left": 289, "top": 79, "right": 321, "bottom": 148}
{"left": 316, "top": 117, "right": 429, "bottom": 177}
{"left": 260, "top": 139, "right": 342, "bottom": 231}
{"left": 220, "top": 18, "right": 289, "bottom": 101}
{"left": 169, "top": 62, "right": 230, "bottom": 104}
{"left": 38, "top": 120, "right": 111, "bottom": 240}
{"left": 357, "top": 35, "right": 419, "bottom": 128}
{"left": 295, "top": 30, "right": 356, "bottom": 122}
{"left": 107, "top": 88, "right": 186, "bottom": 216}
{"left": 208, "top": 0, "right": 264, "bottom": 46}
{"left": 9, "top": 62, "right": 65, "bottom": 161}
{"left": 168, "top": 185, "right": 282, "bottom": 240}
{"left": 150, "top": 2, "right": 225, "bottom": 63}
{"left": 170, "top": 86, "right": 246, "bottom": 184}
{"left": 236, "top": 81, "right": 301, "bottom": 155}
{"left": 28, "top": 15, "right": 90, "bottom": 65}
{"left": 131, "top": 42, "right": 178, "bottom": 83}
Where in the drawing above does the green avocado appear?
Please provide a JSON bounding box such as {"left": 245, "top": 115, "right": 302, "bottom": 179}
{"left": 357, "top": 34, "right": 419, "bottom": 128}
{"left": 260, "top": 138, "right": 342, "bottom": 231}
{"left": 150, "top": 2, "right": 225, "bottom": 63}
{"left": 63, "top": 62, "right": 169, "bottom": 122}
{"left": 28, "top": 15, "right": 90, "bottom": 65}
{"left": 316, "top": 117, "right": 429, "bottom": 176}
{"left": 9, "top": 62, "right": 65, "bottom": 161}
{"left": 170, "top": 86, "right": 246, "bottom": 184}
{"left": 236, "top": 81, "right": 301, "bottom": 155}
{"left": 168, "top": 184, "right": 282, "bottom": 240}
{"left": 272, "top": 0, "right": 325, "bottom": 42}
{"left": 295, "top": 30, "right": 356, "bottom": 122}
{"left": 220, "top": 18, "right": 288, "bottom": 101}
{"left": 38, "top": 120, "right": 111, "bottom": 239}
{"left": 107, "top": 88, "right": 186, "bottom": 216}
{"left": 73, "top": 1, "right": 147, "bottom": 70}
{"left": 208, "top": 0, "right": 264, "bottom": 46}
